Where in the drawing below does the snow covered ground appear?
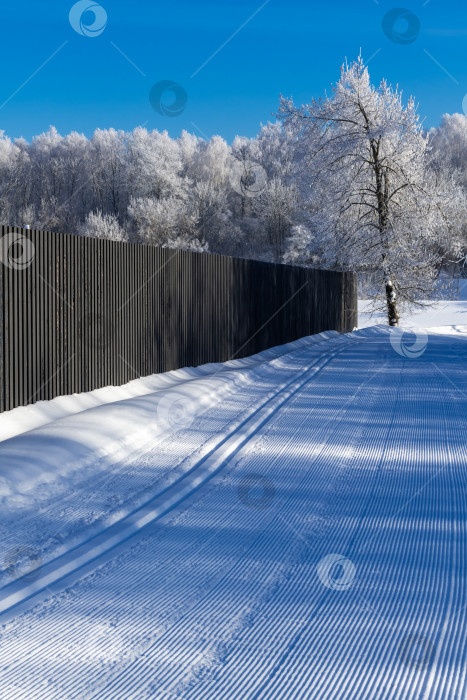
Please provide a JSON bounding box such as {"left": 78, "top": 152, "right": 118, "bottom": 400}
{"left": 359, "top": 277, "right": 467, "bottom": 329}
{"left": 0, "top": 316, "right": 466, "bottom": 697}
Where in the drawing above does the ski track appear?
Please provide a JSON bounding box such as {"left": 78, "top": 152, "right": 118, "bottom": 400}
{"left": 0, "top": 327, "right": 466, "bottom": 699}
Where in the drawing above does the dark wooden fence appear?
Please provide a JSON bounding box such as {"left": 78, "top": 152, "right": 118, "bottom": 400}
{"left": 0, "top": 225, "right": 357, "bottom": 412}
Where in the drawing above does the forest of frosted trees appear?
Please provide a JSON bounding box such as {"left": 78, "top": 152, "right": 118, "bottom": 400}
{"left": 0, "top": 60, "right": 466, "bottom": 320}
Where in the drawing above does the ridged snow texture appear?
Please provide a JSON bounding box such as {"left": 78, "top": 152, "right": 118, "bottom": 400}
{"left": 0, "top": 326, "right": 466, "bottom": 699}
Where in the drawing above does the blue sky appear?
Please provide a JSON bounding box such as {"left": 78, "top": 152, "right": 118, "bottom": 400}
{"left": 0, "top": 0, "right": 466, "bottom": 142}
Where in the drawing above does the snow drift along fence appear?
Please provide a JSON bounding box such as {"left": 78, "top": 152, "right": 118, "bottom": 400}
{"left": 0, "top": 225, "right": 357, "bottom": 412}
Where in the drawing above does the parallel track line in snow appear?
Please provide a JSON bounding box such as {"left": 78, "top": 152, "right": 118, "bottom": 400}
{"left": 1, "top": 328, "right": 466, "bottom": 700}
{"left": 0, "top": 334, "right": 341, "bottom": 588}
{"left": 3, "top": 356, "right": 360, "bottom": 692}
{"left": 0, "top": 336, "right": 359, "bottom": 622}
{"left": 91, "top": 348, "right": 390, "bottom": 698}
{"left": 0, "top": 336, "right": 376, "bottom": 697}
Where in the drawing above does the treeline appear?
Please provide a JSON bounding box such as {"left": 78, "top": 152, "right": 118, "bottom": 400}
{"left": 0, "top": 94, "right": 466, "bottom": 276}
{"left": 0, "top": 124, "right": 299, "bottom": 262}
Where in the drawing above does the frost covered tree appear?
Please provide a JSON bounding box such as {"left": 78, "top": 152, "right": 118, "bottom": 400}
{"left": 89, "top": 129, "right": 128, "bottom": 220}
{"left": 127, "top": 196, "right": 206, "bottom": 251}
{"left": 78, "top": 210, "right": 127, "bottom": 242}
{"left": 0, "top": 131, "right": 26, "bottom": 225}
{"left": 127, "top": 128, "right": 184, "bottom": 202}
{"left": 184, "top": 135, "right": 231, "bottom": 248}
{"left": 254, "top": 178, "right": 297, "bottom": 262}
{"left": 428, "top": 114, "right": 467, "bottom": 273}
{"left": 279, "top": 57, "right": 463, "bottom": 325}
{"left": 227, "top": 126, "right": 299, "bottom": 262}
{"left": 429, "top": 113, "right": 467, "bottom": 184}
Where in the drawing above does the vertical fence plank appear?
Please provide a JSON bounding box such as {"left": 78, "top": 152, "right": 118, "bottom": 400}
{"left": 74, "top": 234, "right": 81, "bottom": 396}
{"left": 0, "top": 227, "right": 4, "bottom": 413}
{"left": 11, "top": 228, "right": 20, "bottom": 408}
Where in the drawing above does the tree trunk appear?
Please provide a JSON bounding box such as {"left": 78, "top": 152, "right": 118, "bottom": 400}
{"left": 373, "top": 151, "right": 399, "bottom": 326}
{"left": 385, "top": 279, "right": 399, "bottom": 326}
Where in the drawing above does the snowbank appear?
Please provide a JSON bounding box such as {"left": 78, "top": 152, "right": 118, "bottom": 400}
{"left": 0, "top": 331, "right": 340, "bottom": 514}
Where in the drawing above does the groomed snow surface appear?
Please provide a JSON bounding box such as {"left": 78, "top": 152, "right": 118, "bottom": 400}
{"left": 0, "top": 318, "right": 466, "bottom": 698}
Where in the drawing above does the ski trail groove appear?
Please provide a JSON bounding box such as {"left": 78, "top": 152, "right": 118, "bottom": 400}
{"left": 0, "top": 336, "right": 358, "bottom": 621}
{"left": 1, "top": 327, "right": 466, "bottom": 700}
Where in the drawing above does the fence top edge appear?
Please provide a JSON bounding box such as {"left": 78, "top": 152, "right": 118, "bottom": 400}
{"left": 0, "top": 223, "right": 357, "bottom": 278}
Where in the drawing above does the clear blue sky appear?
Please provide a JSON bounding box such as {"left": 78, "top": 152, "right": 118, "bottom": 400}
{"left": 1, "top": 0, "right": 466, "bottom": 142}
